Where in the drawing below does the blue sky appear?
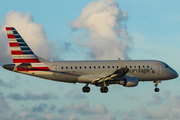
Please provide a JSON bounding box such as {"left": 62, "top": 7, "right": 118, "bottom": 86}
{"left": 0, "top": 0, "right": 180, "bottom": 120}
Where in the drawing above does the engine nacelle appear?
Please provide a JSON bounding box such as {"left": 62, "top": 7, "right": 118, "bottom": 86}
{"left": 117, "top": 76, "right": 139, "bottom": 87}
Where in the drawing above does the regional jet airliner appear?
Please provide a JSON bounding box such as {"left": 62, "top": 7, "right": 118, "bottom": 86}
{"left": 2, "top": 27, "right": 178, "bottom": 93}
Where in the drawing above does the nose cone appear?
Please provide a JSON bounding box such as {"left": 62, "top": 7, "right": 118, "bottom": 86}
{"left": 3, "top": 64, "right": 15, "bottom": 71}
{"left": 169, "top": 69, "right": 178, "bottom": 79}
{"left": 173, "top": 71, "right": 178, "bottom": 79}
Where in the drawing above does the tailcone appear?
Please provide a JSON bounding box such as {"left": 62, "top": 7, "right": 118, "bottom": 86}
{"left": 3, "top": 64, "right": 15, "bottom": 71}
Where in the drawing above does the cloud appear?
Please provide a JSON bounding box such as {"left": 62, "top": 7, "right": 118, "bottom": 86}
{"left": 20, "top": 103, "right": 59, "bottom": 120}
{"left": 93, "top": 103, "right": 108, "bottom": 114}
{"left": 0, "top": 10, "right": 59, "bottom": 63}
{"left": 31, "top": 103, "right": 48, "bottom": 113}
{"left": 63, "top": 41, "right": 72, "bottom": 52}
{"left": 64, "top": 89, "right": 87, "bottom": 99}
{"left": 57, "top": 101, "right": 115, "bottom": 120}
{"left": 44, "top": 111, "right": 56, "bottom": 120}
{"left": 0, "top": 78, "right": 15, "bottom": 88}
{"left": 122, "top": 110, "right": 137, "bottom": 120}
{"left": 49, "top": 104, "right": 56, "bottom": 112}
{"left": 0, "top": 92, "right": 22, "bottom": 120}
{"left": 1, "top": 91, "right": 115, "bottom": 120}
{"left": 138, "top": 91, "right": 180, "bottom": 119}
{"left": 7, "top": 91, "right": 58, "bottom": 100}
{"left": 57, "top": 101, "right": 93, "bottom": 115}
{"left": 71, "top": 0, "right": 133, "bottom": 60}
{"left": 146, "top": 94, "right": 164, "bottom": 106}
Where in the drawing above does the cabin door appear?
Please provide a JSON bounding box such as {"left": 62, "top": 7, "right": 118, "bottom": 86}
{"left": 156, "top": 64, "right": 162, "bottom": 75}
{"left": 52, "top": 65, "right": 58, "bottom": 76}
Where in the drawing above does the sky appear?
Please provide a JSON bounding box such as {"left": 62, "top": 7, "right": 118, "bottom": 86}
{"left": 0, "top": 0, "right": 180, "bottom": 120}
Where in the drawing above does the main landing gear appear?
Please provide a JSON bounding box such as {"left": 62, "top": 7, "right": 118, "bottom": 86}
{"left": 100, "top": 86, "right": 108, "bottom": 93}
{"left": 154, "top": 81, "right": 160, "bottom": 92}
{"left": 100, "top": 81, "right": 108, "bottom": 93}
{"left": 82, "top": 82, "right": 109, "bottom": 93}
{"left": 82, "top": 84, "right": 90, "bottom": 93}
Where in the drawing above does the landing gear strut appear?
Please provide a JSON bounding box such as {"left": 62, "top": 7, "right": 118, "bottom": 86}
{"left": 154, "top": 81, "right": 160, "bottom": 92}
{"left": 100, "top": 81, "right": 108, "bottom": 93}
{"left": 82, "top": 83, "right": 90, "bottom": 93}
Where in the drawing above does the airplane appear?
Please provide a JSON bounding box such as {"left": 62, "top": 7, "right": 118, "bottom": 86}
{"left": 2, "top": 27, "right": 178, "bottom": 93}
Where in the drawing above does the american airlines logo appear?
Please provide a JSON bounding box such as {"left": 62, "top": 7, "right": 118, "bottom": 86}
{"left": 128, "top": 68, "right": 154, "bottom": 74}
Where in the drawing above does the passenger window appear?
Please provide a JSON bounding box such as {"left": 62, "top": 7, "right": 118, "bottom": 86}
{"left": 126, "top": 66, "right": 127, "bottom": 68}
{"left": 108, "top": 66, "right": 110, "bottom": 68}
{"left": 98, "top": 66, "right": 100, "bottom": 69}
{"left": 112, "top": 66, "right": 114, "bottom": 68}
{"left": 143, "top": 66, "right": 145, "bottom": 68}
{"left": 80, "top": 66, "right": 81, "bottom": 69}
{"left": 89, "top": 66, "right": 91, "bottom": 69}
{"left": 103, "top": 66, "right": 105, "bottom": 69}
{"left": 71, "top": 66, "right": 73, "bottom": 69}
{"left": 138, "top": 66, "right": 140, "bottom": 69}
{"left": 94, "top": 66, "right": 96, "bottom": 69}
{"left": 147, "top": 66, "right": 149, "bottom": 68}
{"left": 84, "top": 66, "right": 86, "bottom": 69}
{"left": 75, "top": 66, "right": 77, "bottom": 69}
{"left": 66, "top": 67, "right": 68, "bottom": 69}
{"left": 61, "top": 67, "right": 63, "bottom": 69}
{"left": 130, "top": 66, "right": 132, "bottom": 68}
{"left": 134, "top": 66, "right": 136, "bottom": 68}
{"left": 117, "top": 66, "right": 119, "bottom": 68}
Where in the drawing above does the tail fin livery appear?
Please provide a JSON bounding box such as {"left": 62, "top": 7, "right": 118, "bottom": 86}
{"left": 5, "top": 27, "right": 50, "bottom": 71}
{"left": 6, "top": 27, "right": 39, "bottom": 63}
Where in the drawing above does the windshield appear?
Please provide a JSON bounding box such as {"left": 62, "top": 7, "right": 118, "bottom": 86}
{"left": 164, "top": 63, "right": 169, "bottom": 68}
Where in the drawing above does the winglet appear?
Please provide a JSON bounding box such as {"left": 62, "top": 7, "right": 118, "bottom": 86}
{"left": 118, "top": 58, "right": 125, "bottom": 68}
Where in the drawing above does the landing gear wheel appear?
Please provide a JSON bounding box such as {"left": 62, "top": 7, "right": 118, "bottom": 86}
{"left": 154, "top": 81, "right": 161, "bottom": 92}
{"left": 100, "top": 87, "right": 108, "bottom": 93}
{"left": 100, "top": 87, "right": 104, "bottom": 93}
{"left": 104, "top": 87, "right": 108, "bottom": 93}
{"left": 82, "top": 86, "right": 90, "bottom": 93}
{"left": 86, "top": 87, "right": 90, "bottom": 92}
{"left": 154, "top": 88, "right": 160, "bottom": 92}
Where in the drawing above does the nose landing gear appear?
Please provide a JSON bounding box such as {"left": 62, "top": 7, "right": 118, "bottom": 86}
{"left": 154, "top": 81, "right": 160, "bottom": 92}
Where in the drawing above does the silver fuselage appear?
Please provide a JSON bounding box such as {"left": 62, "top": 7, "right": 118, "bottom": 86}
{"left": 8, "top": 60, "right": 177, "bottom": 85}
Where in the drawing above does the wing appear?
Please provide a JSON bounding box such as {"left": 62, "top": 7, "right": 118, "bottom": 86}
{"left": 91, "top": 58, "right": 129, "bottom": 84}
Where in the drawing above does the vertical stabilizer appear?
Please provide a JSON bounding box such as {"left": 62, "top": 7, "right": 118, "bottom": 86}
{"left": 5, "top": 27, "right": 50, "bottom": 71}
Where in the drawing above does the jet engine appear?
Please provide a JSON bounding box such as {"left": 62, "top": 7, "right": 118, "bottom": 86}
{"left": 117, "top": 76, "right": 139, "bottom": 87}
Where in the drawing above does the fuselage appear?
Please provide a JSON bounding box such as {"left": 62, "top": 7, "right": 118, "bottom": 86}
{"left": 6, "top": 60, "right": 177, "bottom": 84}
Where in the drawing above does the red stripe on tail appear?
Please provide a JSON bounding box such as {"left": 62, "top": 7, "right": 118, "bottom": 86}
{"left": 17, "top": 67, "right": 50, "bottom": 71}
{"left": 9, "top": 43, "right": 19, "bottom": 47}
{"left": 11, "top": 51, "right": 23, "bottom": 55}
{"left": 13, "top": 59, "right": 40, "bottom": 63}
{"left": 6, "top": 27, "right": 12, "bottom": 30}
{"left": 7, "top": 34, "right": 15, "bottom": 38}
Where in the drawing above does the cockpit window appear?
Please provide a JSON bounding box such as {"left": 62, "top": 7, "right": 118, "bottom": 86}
{"left": 165, "top": 64, "right": 169, "bottom": 68}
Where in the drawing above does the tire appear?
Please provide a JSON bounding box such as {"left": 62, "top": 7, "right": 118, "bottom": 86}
{"left": 100, "top": 87, "right": 104, "bottom": 93}
{"left": 154, "top": 88, "right": 160, "bottom": 92}
{"left": 100, "top": 87, "right": 108, "bottom": 93}
{"left": 86, "top": 87, "right": 90, "bottom": 93}
{"left": 104, "top": 87, "right": 108, "bottom": 93}
{"left": 82, "top": 87, "right": 87, "bottom": 92}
